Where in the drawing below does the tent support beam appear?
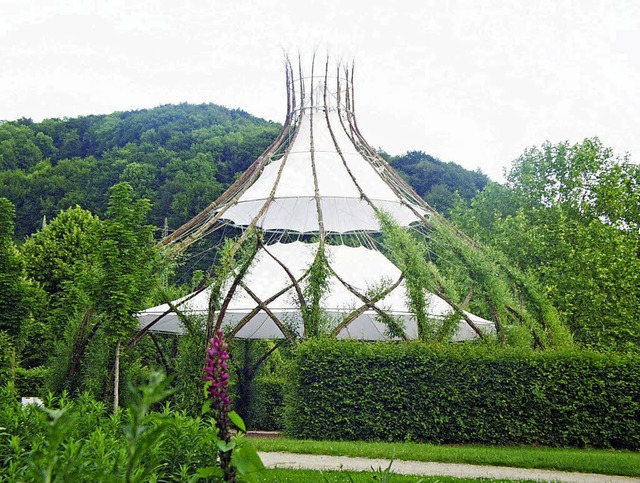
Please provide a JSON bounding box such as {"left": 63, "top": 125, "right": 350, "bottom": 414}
{"left": 64, "top": 308, "right": 100, "bottom": 392}
{"left": 505, "top": 305, "right": 546, "bottom": 349}
{"left": 215, "top": 236, "right": 261, "bottom": 331}
{"left": 128, "top": 287, "right": 207, "bottom": 349}
{"left": 434, "top": 288, "right": 485, "bottom": 339}
{"left": 235, "top": 281, "right": 297, "bottom": 345}
{"left": 259, "top": 239, "right": 307, "bottom": 311}
{"left": 225, "top": 272, "right": 306, "bottom": 340}
{"left": 330, "top": 272, "right": 407, "bottom": 340}
{"left": 149, "top": 332, "right": 170, "bottom": 373}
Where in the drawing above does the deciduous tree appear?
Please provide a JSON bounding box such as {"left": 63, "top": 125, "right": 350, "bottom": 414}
{"left": 453, "top": 138, "right": 640, "bottom": 350}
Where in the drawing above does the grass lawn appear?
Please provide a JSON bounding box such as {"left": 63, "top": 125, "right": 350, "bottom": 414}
{"left": 249, "top": 438, "right": 640, "bottom": 477}
{"left": 254, "top": 468, "right": 535, "bottom": 482}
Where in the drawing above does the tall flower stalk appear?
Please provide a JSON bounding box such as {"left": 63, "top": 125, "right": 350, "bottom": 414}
{"left": 204, "top": 330, "right": 235, "bottom": 482}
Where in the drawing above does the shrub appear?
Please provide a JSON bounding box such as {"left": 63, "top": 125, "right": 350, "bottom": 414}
{"left": 0, "top": 330, "right": 16, "bottom": 380}
{"left": 248, "top": 375, "right": 286, "bottom": 431}
{"left": 284, "top": 339, "right": 640, "bottom": 449}
{"left": 0, "top": 372, "right": 262, "bottom": 481}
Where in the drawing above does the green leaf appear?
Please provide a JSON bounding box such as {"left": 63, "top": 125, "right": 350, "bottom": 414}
{"left": 216, "top": 439, "right": 236, "bottom": 452}
{"left": 201, "top": 398, "right": 212, "bottom": 416}
{"left": 231, "top": 443, "right": 265, "bottom": 479}
{"left": 188, "top": 465, "right": 223, "bottom": 483}
{"left": 228, "top": 410, "right": 246, "bottom": 432}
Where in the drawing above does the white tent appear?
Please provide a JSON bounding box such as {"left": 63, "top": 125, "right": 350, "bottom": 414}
{"left": 137, "top": 58, "right": 496, "bottom": 342}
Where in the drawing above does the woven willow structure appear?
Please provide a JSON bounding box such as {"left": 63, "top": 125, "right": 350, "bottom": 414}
{"left": 136, "top": 57, "right": 497, "bottom": 343}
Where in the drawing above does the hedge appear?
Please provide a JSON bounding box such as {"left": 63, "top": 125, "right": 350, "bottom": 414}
{"left": 284, "top": 339, "right": 639, "bottom": 449}
{"left": 247, "top": 375, "right": 286, "bottom": 430}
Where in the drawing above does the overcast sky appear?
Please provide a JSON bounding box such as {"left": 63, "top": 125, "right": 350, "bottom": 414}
{"left": 1, "top": 0, "right": 638, "bottom": 181}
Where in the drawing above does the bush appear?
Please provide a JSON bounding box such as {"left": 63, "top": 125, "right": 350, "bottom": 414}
{"left": 0, "top": 330, "right": 15, "bottom": 379}
{"left": 0, "top": 372, "right": 262, "bottom": 481}
{"left": 284, "top": 339, "right": 640, "bottom": 449}
{"left": 247, "top": 375, "right": 286, "bottom": 431}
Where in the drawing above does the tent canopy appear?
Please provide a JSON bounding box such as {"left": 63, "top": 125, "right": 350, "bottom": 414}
{"left": 138, "top": 59, "right": 496, "bottom": 342}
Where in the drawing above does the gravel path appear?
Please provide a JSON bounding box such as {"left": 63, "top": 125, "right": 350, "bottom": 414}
{"left": 258, "top": 451, "right": 640, "bottom": 482}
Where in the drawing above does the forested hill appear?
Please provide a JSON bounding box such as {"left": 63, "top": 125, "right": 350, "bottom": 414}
{"left": 0, "top": 103, "right": 488, "bottom": 239}
{"left": 389, "top": 151, "right": 488, "bottom": 215}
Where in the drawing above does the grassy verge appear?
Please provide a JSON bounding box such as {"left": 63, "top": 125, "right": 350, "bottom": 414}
{"left": 249, "top": 438, "right": 640, "bottom": 477}
{"left": 254, "top": 468, "right": 534, "bottom": 482}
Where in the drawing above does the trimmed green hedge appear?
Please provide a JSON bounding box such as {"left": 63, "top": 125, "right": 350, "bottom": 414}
{"left": 284, "top": 339, "right": 639, "bottom": 449}
{"left": 247, "top": 376, "right": 286, "bottom": 430}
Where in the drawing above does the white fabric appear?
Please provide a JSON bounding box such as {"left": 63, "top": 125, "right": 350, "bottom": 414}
{"left": 216, "top": 107, "right": 427, "bottom": 232}
{"left": 222, "top": 197, "right": 420, "bottom": 232}
{"left": 137, "top": 242, "right": 495, "bottom": 341}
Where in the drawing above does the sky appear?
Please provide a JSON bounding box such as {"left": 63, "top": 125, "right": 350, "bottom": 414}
{"left": 1, "top": 0, "right": 639, "bottom": 181}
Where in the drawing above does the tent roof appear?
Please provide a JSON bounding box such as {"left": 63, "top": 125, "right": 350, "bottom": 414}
{"left": 219, "top": 108, "right": 427, "bottom": 232}
{"left": 143, "top": 60, "right": 498, "bottom": 344}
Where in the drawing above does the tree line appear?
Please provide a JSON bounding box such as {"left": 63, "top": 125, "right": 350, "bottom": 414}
{"left": 451, "top": 138, "right": 639, "bottom": 351}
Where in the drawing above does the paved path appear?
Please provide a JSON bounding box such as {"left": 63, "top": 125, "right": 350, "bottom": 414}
{"left": 258, "top": 451, "right": 640, "bottom": 482}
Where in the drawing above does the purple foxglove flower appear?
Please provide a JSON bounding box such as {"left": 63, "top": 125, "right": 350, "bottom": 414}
{"left": 204, "top": 330, "right": 232, "bottom": 441}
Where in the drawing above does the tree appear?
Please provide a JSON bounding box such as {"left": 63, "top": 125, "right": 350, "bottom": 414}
{"left": 0, "top": 124, "right": 43, "bottom": 171}
{"left": 39, "top": 184, "right": 163, "bottom": 400}
{"left": 22, "top": 206, "right": 101, "bottom": 299}
{"left": 93, "top": 183, "right": 161, "bottom": 410}
{"left": 157, "top": 152, "right": 223, "bottom": 227}
{"left": 452, "top": 138, "right": 640, "bottom": 351}
{"left": 0, "top": 198, "right": 30, "bottom": 338}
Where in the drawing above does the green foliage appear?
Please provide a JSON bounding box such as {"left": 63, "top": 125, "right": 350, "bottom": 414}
{"left": 452, "top": 138, "right": 640, "bottom": 351}
{"left": 0, "top": 104, "right": 281, "bottom": 239}
{"left": 169, "top": 320, "right": 209, "bottom": 416}
{"left": 205, "top": 231, "right": 260, "bottom": 339}
{"left": 285, "top": 339, "right": 639, "bottom": 449}
{"left": 427, "top": 217, "right": 570, "bottom": 348}
{"left": 123, "top": 372, "right": 174, "bottom": 482}
{"left": 35, "top": 184, "right": 162, "bottom": 398}
{"left": 390, "top": 151, "right": 489, "bottom": 216}
{"left": 302, "top": 247, "right": 332, "bottom": 338}
{"left": 0, "top": 199, "right": 31, "bottom": 338}
{"left": 0, "top": 372, "right": 263, "bottom": 482}
{"left": 0, "top": 123, "right": 43, "bottom": 171}
{"left": 376, "top": 210, "right": 566, "bottom": 347}
{"left": 95, "top": 182, "right": 161, "bottom": 339}
{"left": 13, "top": 366, "right": 52, "bottom": 398}
{"left": 0, "top": 330, "right": 16, "bottom": 378}
{"left": 21, "top": 206, "right": 101, "bottom": 299}
{"left": 245, "top": 376, "right": 286, "bottom": 431}
{"left": 377, "top": 211, "right": 434, "bottom": 340}
{"left": 225, "top": 339, "right": 291, "bottom": 431}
